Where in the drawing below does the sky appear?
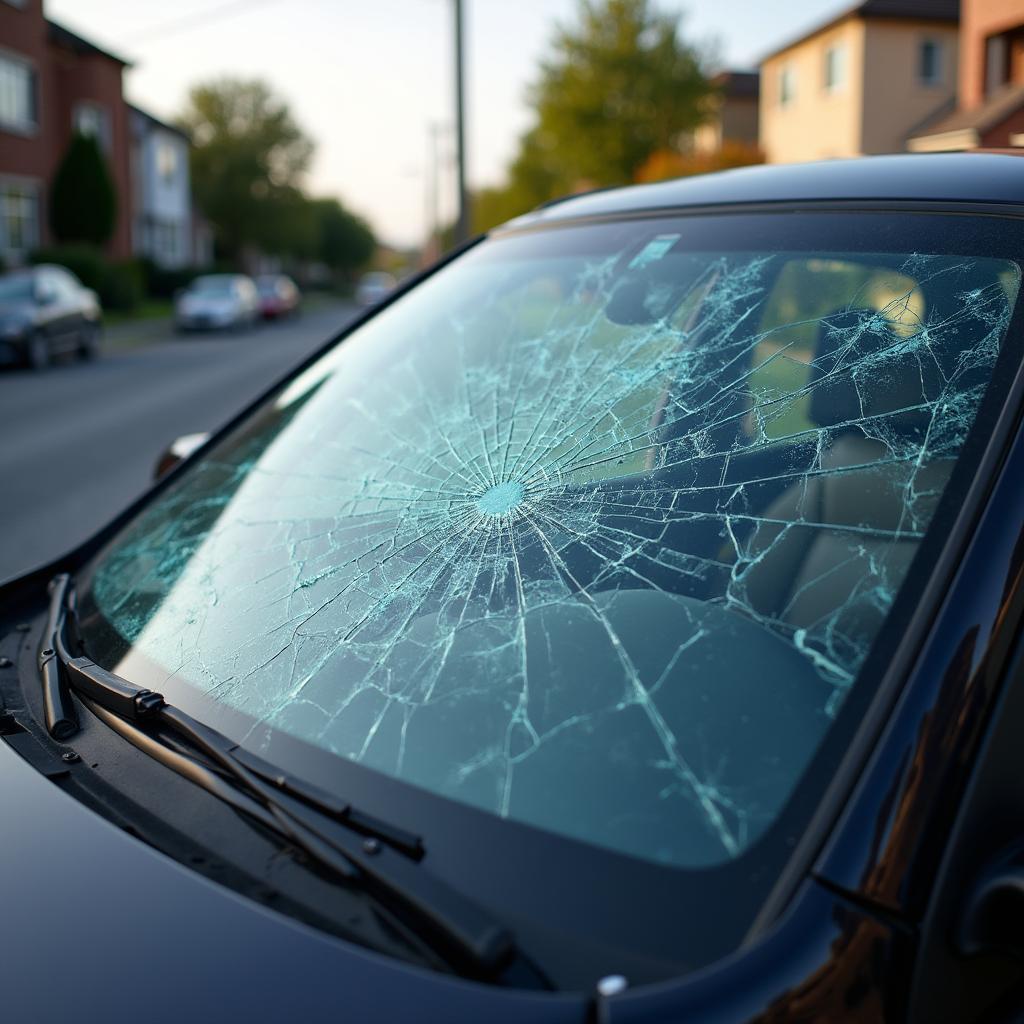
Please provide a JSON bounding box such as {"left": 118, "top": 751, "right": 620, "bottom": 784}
{"left": 45, "top": 0, "right": 847, "bottom": 247}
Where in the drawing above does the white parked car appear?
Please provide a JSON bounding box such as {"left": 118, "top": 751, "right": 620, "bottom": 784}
{"left": 175, "top": 274, "right": 259, "bottom": 332}
{"left": 355, "top": 271, "right": 397, "bottom": 307}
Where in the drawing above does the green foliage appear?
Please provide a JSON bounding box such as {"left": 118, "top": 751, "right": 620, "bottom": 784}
{"left": 30, "top": 245, "right": 142, "bottom": 311}
{"left": 470, "top": 0, "right": 713, "bottom": 235}
{"left": 533, "top": 0, "right": 711, "bottom": 185}
{"left": 49, "top": 133, "right": 117, "bottom": 246}
{"left": 179, "top": 78, "right": 315, "bottom": 260}
{"left": 103, "top": 260, "right": 144, "bottom": 311}
{"left": 30, "top": 244, "right": 106, "bottom": 293}
{"left": 139, "top": 259, "right": 210, "bottom": 299}
{"left": 311, "top": 198, "right": 375, "bottom": 274}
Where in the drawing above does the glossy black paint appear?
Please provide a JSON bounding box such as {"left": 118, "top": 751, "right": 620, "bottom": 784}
{"left": 814, "top": 374, "right": 1024, "bottom": 916}
{"left": 0, "top": 736, "right": 584, "bottom": 1024}
{"left": 601, "top": 882, "right": 910, "bottom": 1023}
{"left": 3, "top": 157, "right": 1024, "bottom": 1020}
{"left": 0, "top": 264, "right": 101, "bottom": 368}
{"left": 511, "top": 153, "right": 1024, "bottom": 227}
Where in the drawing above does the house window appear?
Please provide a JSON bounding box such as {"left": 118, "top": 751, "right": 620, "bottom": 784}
{"left": 919, "top": 38, "right": 943, "bottom": 85}
{"left": 0, "top": 180, "right": 39, "bottom": 263}
{"left": 0, "top": 54, "right": 36, "bottom": 131}
{"left": 986, "top": 34, "right": 1009, "bottom": 96}
{"left": 156, "top": 139, "right": 178, "bottom": 184}
{"left": 73, "top": 102, "right": 111, "bottom": 152}
{"left": 824, "top": 44, "right": 846, "bottom": 93}
{"left": 779, "top": 64, "right": 796, "bottom": 107}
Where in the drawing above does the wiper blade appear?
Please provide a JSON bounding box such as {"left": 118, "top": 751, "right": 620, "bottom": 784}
{"left": 40, "top": 575, "right": 531, "bottom": 982}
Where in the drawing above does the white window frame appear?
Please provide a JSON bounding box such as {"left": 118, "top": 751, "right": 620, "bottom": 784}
{"left": 0, "top": 176, "right": 40, "bottom": 266}
{"left": 824, "top": 44, "right": 846, "bottom": 94}
{"left": 779, "top": 64, "right": 796, "bottom": 108}
{"left": 155, "top": 137, "right": 179, "bottom": 185}
{"left": 73, "top": 101, "right": 112, "bottom": 152}
{"left": 0, "top": 50, "right": 37, "bottom": 134}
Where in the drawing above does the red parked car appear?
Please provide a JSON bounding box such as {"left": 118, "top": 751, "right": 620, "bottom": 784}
{"left": 256, "top": 274, "right": 301, "bottom": 319}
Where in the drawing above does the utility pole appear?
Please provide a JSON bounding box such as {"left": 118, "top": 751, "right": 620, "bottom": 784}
{"left": 453, "top": 0, "right": 470, "bottom": 244}
{"left": 425, "top": 122, "right": 442, "bottom": 260}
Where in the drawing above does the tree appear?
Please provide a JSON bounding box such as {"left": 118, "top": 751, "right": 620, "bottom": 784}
{"left": 530, "top": 0, "right": 712, "bottom": 188}
{"left": 467, "top": 0, "right": 714, "bottom": 236}
{"left": 311, "top": 198, "right": 375, "bottom": 275}
{"left": 49, "top": 132, "right": 117, "bottom": 246}
{"left": 178, "top": 78, "right": 314, "bottom": 261}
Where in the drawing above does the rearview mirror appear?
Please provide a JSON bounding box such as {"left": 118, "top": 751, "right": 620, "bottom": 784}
{"left": 153, "top": 432, "right": 210, "bottom": 481}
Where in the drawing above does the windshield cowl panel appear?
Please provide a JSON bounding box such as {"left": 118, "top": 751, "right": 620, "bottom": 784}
{"left": 78, "top": 210, "right": 1023, "bottom": 974}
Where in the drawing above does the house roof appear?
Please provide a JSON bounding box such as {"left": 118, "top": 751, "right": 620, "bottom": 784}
{"left": 710, "top": 70, "right": 760, "bottom": 100}
{"left": 47, "top": 19, "right": 131, "bottom": 68}
{"left": 909, "top": 81, "right": 1024, "bottom": 140}
{"left": 128, "top": 103, "right": 190, "bottom": 142}
{"left": 760, "top": 0, "right": 959, "bottom": 63}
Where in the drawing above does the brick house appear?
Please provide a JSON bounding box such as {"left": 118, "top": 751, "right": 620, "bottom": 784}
{"left": 0, "top": 0, "right": 201, "bottom": 269}
{"left": 909, "top": 0, "right": 1024, "bottom": 149}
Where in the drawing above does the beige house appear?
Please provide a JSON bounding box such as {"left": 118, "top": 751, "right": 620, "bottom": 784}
{"left": 759, "top": 0, "right": 960, "bottom": 164}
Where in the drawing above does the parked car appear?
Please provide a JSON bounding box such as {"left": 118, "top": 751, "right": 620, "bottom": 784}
{"left": 355, "top": 270, "right": 396, "bottom": 306}
{"left": 0, "top": 264, "right": 101, "bottom": 370}
{"left": 7, "top": 153, "right": 1024, "bottom": 1023}
{"left": 174, "top": 273, "right": 259, "bottom": 332}
{"left": 255, "top": 274, "right": 301, "bottom": 319}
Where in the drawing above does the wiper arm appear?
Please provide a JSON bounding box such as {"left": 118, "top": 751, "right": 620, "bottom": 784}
{"left": 40, "top": 575, "right": 534, "bottom": 982}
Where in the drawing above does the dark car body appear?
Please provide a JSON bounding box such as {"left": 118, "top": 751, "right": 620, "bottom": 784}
{"left": 0, "top": 264, "right": 102, "bottom": 370}
{"left": 4, "top": 154, "right": 1024, "bottom": 1023}
{"left": 256, "top": 273, "right": 301, "bottom": 319}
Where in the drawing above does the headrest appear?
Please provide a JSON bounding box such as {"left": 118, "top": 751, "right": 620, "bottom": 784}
{"left": 807, "top": 308, "right": 944, "bottom": 438}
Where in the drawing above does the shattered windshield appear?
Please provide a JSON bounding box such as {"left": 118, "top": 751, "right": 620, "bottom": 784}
{"left": 81, "top": 212, "right": 1021, "bottom": 871}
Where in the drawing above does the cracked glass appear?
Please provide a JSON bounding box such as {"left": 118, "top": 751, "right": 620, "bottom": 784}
{"left": 81, "top": 213, "right": 1021, "bottom": 871}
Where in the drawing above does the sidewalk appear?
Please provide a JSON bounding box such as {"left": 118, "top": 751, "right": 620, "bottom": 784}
{"left": 103, "top": 314, "right": 174, "bottom": 352}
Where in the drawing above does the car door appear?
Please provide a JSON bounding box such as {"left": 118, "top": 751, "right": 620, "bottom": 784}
{"left": 49, "top": 268, "right": 87, "bottom": 350}
{"left": 906, "top": 598, "right": 1024, "bottom": 1021}
{"left": 37, "top": 268, "right": 79, "bottom": 351}
{"left": 32, "top": 269, "right": 64, "bottom": 346}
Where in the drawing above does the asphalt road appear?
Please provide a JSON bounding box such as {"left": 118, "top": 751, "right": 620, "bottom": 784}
{"left": 0, "top": 301, "right": 358, "bottom": 582}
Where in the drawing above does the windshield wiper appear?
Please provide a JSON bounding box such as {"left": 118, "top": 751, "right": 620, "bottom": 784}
{"left": 39, "top": 575, "right": 540, "bottom": 984}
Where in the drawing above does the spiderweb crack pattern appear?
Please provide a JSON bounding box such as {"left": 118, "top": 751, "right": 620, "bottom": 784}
{"left": 91, "top": 248, "right": 1017, "bottom": 867}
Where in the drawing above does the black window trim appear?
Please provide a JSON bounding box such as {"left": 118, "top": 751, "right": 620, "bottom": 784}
{"left": 46, "top": 201, "right": 1024, "bottom": 983}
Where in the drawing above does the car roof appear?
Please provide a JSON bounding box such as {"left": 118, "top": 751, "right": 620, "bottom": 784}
{"left": 506, "top": 153, "right": 1024, "bottom": 229}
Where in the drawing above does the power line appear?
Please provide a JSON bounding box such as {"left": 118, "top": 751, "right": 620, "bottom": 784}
{"left": 124, "top": 0, "right": 288, "bottom": 45}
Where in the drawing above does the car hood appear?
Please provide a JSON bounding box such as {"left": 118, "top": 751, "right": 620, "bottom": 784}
{"left": 0, "top": 300, "right": 36, "bottom": 323}
{"left": 0, "top": 737, "right": 582, "bottom": 1023}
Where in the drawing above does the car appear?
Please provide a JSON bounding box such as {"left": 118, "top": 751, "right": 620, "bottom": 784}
{"left": 0, "top": 264, "right": 102, "bottom": 370}
{"left": 174, "top": 273, "right": 259, "bottom": 332}
{"left": 355, "top": 269, "right": 396, "bottom": 306}
{"left": 6, "top": 152, "right": 1024, "bottom": 1023}
{"left": 255, "top": 274, "right": 301, "bottom": 319}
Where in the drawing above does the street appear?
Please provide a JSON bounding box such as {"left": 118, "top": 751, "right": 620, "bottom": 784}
{"left": 0, "top": 300, "right": 357, "bottom": 581}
